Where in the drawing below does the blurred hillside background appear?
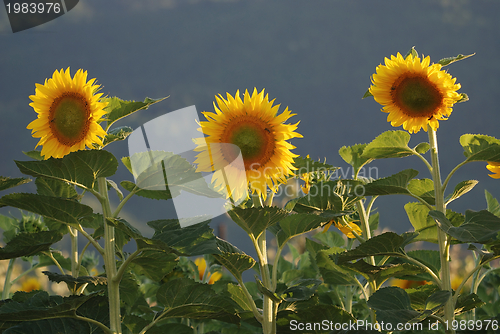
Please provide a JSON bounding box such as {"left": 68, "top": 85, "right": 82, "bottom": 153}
{"left": 1, "top": 0, "right": 500, "bottom": 263}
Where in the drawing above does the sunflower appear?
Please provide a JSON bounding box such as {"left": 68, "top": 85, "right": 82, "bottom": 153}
{"left": 486, "top": 162, "right": 500, "bottom": 179}
{"left": 27, "top": 68, "right": 108, "bottom": 159}
{"left": 369, "top": 53, "right": 461, "bottom": 134}
{"left": 194, "top": 257, "right": 222, "bottom": 284}
{"left": 323, "top": 218, "right": 362, "bottom": 239}
{"left": 194, "top": 88, "right": 302, "bottom": 201}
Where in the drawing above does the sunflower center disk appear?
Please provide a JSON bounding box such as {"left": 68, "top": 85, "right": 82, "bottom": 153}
{"left": 392, "top": 75, "right": 443, "bottom": 117}
{"left": 225, "top": 120, "right": 274, "bottom": 169}
{"left": 50, "top": 93, "right": 91, "bottom": 145}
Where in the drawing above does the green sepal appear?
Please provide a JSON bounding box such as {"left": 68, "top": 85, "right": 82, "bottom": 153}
{"left": 404, "top": 46, "right": 419, "bottom": 60}
{"left": 437, "top": 53, "right": 475, "bottom": 67}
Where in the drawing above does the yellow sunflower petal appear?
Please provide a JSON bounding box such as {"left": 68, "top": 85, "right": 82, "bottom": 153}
{"left": 486, "top": 162, "right": 500, "bottom": 179}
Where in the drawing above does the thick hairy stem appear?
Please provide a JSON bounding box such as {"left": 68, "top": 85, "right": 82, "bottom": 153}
{"left": 2, "top": 259, "right": 15, "bottom": 300}
{"left": 69, "top": 226, "right": 79, "bottom": 280}
{"left": 98, "top": 177, "right": 122, "bottom": 334}
{"left": 428, "top": 127, "right": 454, "bottom": 334}
{"left": 252, "top": 194, "right": 275, "bottom": 334}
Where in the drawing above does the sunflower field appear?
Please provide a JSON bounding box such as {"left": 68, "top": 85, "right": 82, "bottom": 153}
{"left": 1, "top": 47, "right": 500, "bottom": 334}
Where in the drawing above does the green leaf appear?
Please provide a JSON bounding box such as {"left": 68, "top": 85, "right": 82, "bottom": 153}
{"left": 405, "top": 203, "right": 463, "bottom": 243}
{"left": 0, "top": 176, "right": 31, "bottom": 192}
{"left": 316, "top": 250, "right": 358, "bottom": 285}
{"left": 406, "top": 284, "right": 440, "bottom": 311}
{"left": 414, "top": 142, "right": 430, "bottom": 154}
{"left": 226, "top": 283, "right": 254, "bottom": 313}
{"left": 339, "top": 144, "right": 372, "bottom": 173}
{"left": 292, "top": 156, "right": 338, "bottom": 175}
{"left": 106, "top": 179, "right": 123, "bottom": 201}
{"left": 103, "top": 96, "right": 168, "bottom": 131}
{"left": 454, "top": 293, "right": 485, "bottom": 315}
{"left": 42, "top": 271, "right": 107, "bottom": 294}
{"left": 362, "top": 130, "right": 415, "bottom": 160}
{"left": 445, "top": 180, "right": 478, "bottom": 205}
{"left": 35, "top": 177, "right": 78, "bottom": 199}
{"left": 0, "top": 290, "right": 102, "bottom": 321}
{"left": 430, "top": 209, "right": 500, "bottom": 244}
{"left": 0, "top": 193, "right": 93, "bottom": 228}
{"left": 485, "top": 189, "right": 500, "bottom": 217}
{"left": 22, "top": 150, "right": 44, "bottom": 161}
{"left": 312, "top": 230, "right": 345, "bottom": 248}
{"left": 460, "top": 134, "right": 500, "bottom": 163}
{"left": 280, "top": 278, "right": 321, "bottom": 302}
{"left": 337, "top": 232, "right": 416, "bottom": 263}
{"left": 228, "top": 206, "right": 288, "bottom": 239}
{"left": 123, "top": 151, "right": 221, "bottom": 200}
{"left": 424, "top": 290, "right": 451, "bottom": 311}
{"left": 255, "top": 277, "right": 283, "bottom": 303}
{"left": 407, "top": 250, "right": 441, "bottom": 277}
{"left": 362, "top": 169, "right": 419, "bottom": 196}
{"left": 367, "top": 287, "right": 420, "bottom": 326}
{"left": 467, "top": 244, "right": 500, "bottom": 264}
{"left": 437, "top": 53, "right": 475, "bottom": 66}
{"left": 344, "top": 260, "right": 424, "bottom": 287}
{"left": 0, "top": 215, "right": 18, "bottom": 243}
{"left": 213, "top": 239, "right": 255, "bottom": 282}
{"left": 0, "top": 231, "right": 63, "bottom": 260}
{"left": 15, "top": 150, "right": 118, "bottom": 191}
{"left": 102, "top": 126, "right": 133, "bottom": 146}
{"left": 276, "top": 213, "right": 331, "bottom": 247}
{"left": 407, "top": 178, "right": 435, "bottom": 205}
{"left": 128, "top": 250, "right": 178, "bottom": 282}
{"left": 156, "top": 278, "right": 239, "bottom": 324}
{"left": 148, "top": 219, "right": 219, "bottom": 256}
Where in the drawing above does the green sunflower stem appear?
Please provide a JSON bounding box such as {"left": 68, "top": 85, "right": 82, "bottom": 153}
{"left": 69, "top": 226, "right": 79, "bottom": 281}
{"left": 98, "top": 177, "right": 122, "bottom": 334}
{"left": 252, "top": 193, "right": 275, "bottom": 334}
{"left": 428, "top": 127, "right": 455, "bottom": 334}
{"left": 2, "top": 258, "right": 15, "bottom": 300}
